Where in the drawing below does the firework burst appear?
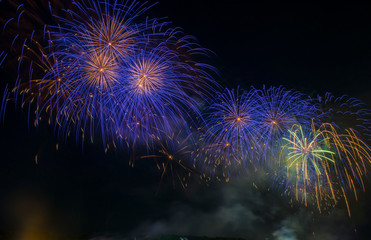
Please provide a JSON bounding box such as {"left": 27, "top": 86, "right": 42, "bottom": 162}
{"left": 253, "top": 86, "right": 317, "bottom": 163}
{"left": 279, "top": 122, "right": 371, "bottom": 216}
{"left": 112, "top": 44, "right": 205, "bottom": 148}
{"left": 49, "top": 0, "right": 153, "bottom": 60}
{"left": 203, "top": 87, "right": 260, "bottom": 169}
{"left": 280, "top": 124, "right": 336, "bottom": 209}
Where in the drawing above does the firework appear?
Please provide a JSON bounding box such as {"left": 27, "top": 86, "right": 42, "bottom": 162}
{"left": 140, "top": 128, "right": 199, "bottom": 191}
{"left": 320, "top": 123, "right": 371, "bottom": 216}
{"left": 109, "top": 31, "right": 218, "bottom": 149}
{"left": 279, "top": 123, "right": 371, "bottom": 216}
{"left": 202, "top": 87, "right": 260, "bottom": 169}
{"left": 280, "top": 124, "right": 336, "bottom": 209}
{"left": 0, "top": 0, "right": 64, "bottom": 121}
{"left": 253, "top": 86, "right": 317, "bottom": 163}
{"left": 13, "top": 41, "right": 72, "bottom": 129}
{"left": 317, "top": 93, "right": 371, "bottom": 142}
{"left": 49, "top": 0, "right": 153, "bottom": 60}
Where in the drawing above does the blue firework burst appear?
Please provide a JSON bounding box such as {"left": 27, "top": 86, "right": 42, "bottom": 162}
{"left": 202, "top": 87, "right": 261, "bottom": 168}
{"left": 253, "top": 86, "right": 318, "bottom": 163}
{"left": 112, "top": 43, "right": 206, "bottom": 147}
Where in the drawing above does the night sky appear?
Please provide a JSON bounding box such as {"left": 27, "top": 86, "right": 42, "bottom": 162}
{"left": 1, "top": 1, "right": 371, "bottom": 239}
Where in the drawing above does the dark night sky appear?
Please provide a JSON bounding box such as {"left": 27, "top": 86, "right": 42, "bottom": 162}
{"left": 1, "top": 0, "right": 371, "bottom": 239}
{"left": 152, "top": 1, "right": 371, "bottom": 101}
